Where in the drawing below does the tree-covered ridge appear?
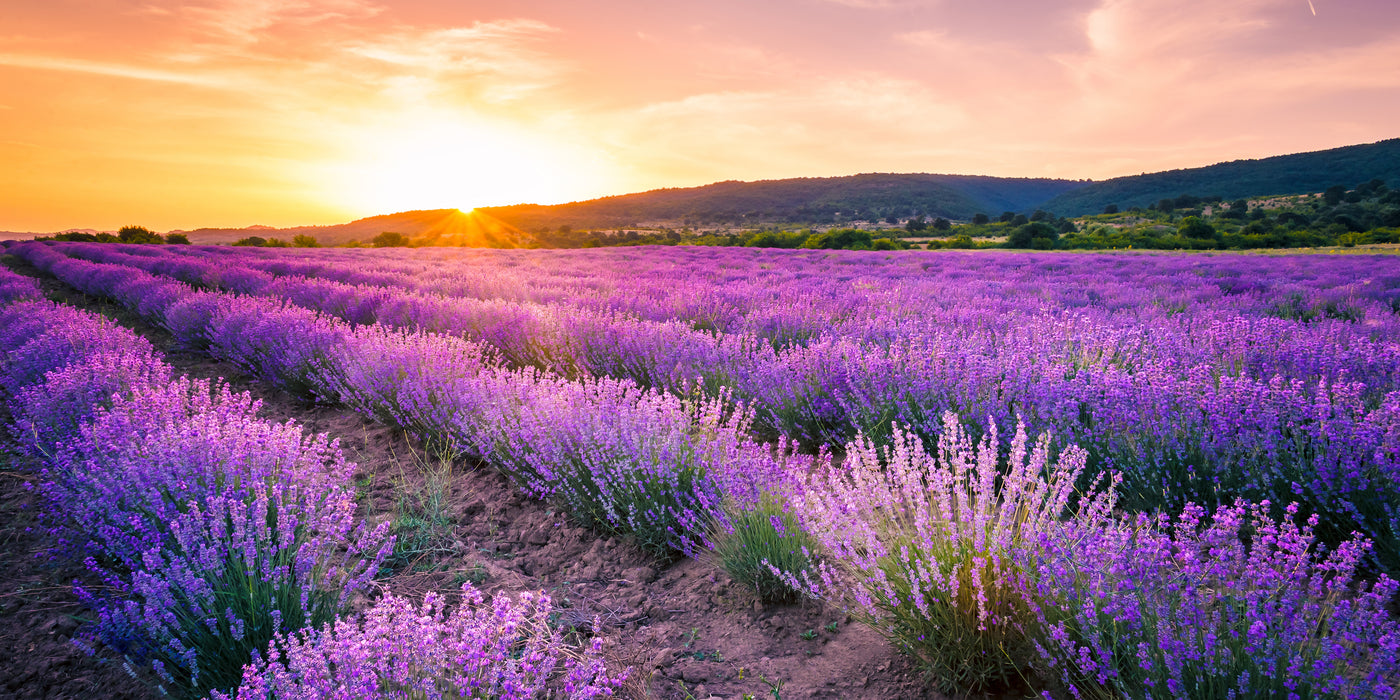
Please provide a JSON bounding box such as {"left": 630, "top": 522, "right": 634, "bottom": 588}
{"left": 1039, "top": 138, "right": 1400, "bottom": 216}
{"left": 480, "top": 173, "right": 1084, "bottom": 229}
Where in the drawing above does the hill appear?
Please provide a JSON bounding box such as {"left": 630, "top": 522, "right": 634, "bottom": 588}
{"left": 479, "top": 173, "right": 1084, "bottom": 231}
{"left": 1039, "top": 139, "right": 1400, "bottom": 216}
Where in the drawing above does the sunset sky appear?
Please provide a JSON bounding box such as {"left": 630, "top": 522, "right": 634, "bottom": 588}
{"left": 3, "top": 0, "right": 1398, "bottom": 231}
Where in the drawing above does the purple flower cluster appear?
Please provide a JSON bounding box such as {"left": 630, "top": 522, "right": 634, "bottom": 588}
{"left": 770, "top": 413, "right": 1117, "bottom": 694}
{"left": 211, "top": 584, "right": 626, "bottom": 700}
{"left": 1031, "top": 501, "right": 1400, "bottom": 699}
{"left": 0, "top": 297, "right": 390, "bottom": 698}
{"left": 0, "top": 261, "right": 42, "bottom": 303}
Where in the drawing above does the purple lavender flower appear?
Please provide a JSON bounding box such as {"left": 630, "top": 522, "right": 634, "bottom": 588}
{"left": 213, "top": 584, "right": 627, "bottom": 700}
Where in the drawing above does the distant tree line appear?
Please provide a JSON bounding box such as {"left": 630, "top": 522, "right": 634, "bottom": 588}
{"left": 233, "top": 234, "right": 322, "bottom": 248}
{"left": 688, "top": 228, "right": 910, "bottom": 251}
{"left": 39, "top": 225, "right": 190, "bottom": 245}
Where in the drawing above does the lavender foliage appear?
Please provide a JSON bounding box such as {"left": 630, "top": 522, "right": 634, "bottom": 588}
{"left": 1031, "top": 501, "right": 1400, "bottom": 699}
{"left": 771, "top": 414, "right": 1118, "bottom": 695}
{"left": 213, "top": 584, "right": 627, "bottom": 700}
{"left": 0, "top": 296, "right": 390, "bottom": 698}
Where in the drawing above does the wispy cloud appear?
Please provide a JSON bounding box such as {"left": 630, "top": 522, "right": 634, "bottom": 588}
{"left": 182, "top": 0, "right": 383, "bottom": 42}
{"left": 344, "top": 19, "right": 564, "bottom": 102}
{"left": 0, "top": 53, "right": 232, "bottom": 87}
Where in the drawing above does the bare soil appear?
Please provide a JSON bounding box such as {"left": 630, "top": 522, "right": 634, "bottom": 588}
{"left": 0, "top": 256, "right": 949, "bottom": 700}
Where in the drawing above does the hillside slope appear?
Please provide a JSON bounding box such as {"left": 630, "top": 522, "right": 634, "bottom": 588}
{"left": 1039, "top": 139, "right": 1400, "bottom": 216}
{"left": 479, "top": 173, "right": 1084, "bottom": 230}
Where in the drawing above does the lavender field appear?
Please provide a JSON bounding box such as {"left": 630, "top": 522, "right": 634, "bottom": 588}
{"left": 1, "top": 240, "right": 1398, "bottom": 699}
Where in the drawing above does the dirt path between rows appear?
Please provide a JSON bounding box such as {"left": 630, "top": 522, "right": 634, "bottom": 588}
{"left": 0, "top": 254, "right": 947, "bottom": 700}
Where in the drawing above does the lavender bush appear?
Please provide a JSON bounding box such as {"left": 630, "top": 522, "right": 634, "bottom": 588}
{"left": 11, "top": 347, "right": 172, "bottom": 457}
{"left": 316, "top": 321, "right": 497, "bottom": 449}
{"left": 706, "top": 437, "right": 822, "bottom": 604}
{"left": 773, "top": 414, "right": 1118, "bottom": 695}
{"left": 213, "top": 584, "right": 627, "bottom": 700}
{"left": 0, "top": 297, "right": 391, "bottom": 699}
{"left": 487, "top": 379, "right": 746, "bottom": 558}
{"left": 0, "top": 297, "right": 172, "bottom": 456}
{"left": 0, "top": 299, "right": 156, "bottom": 397}
{"left": 57, "top": 381, "right": 391, "bottom": 697}
{"left": 1031, "top": 501, "right": 1400, "bottom": 700}
{"left": 204, "top": 300, "right": 347, "bottom": 402}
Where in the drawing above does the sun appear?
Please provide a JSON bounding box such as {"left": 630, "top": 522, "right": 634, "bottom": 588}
{"left": 316, "top": 113, "right": 611, "bottom": 215}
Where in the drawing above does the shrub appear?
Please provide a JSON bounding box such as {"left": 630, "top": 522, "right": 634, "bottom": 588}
{"left": 204, "top": 301, "right": 345, "bottom": 401}
{"left": 0, "top": 301, "right": 156, "bottom": 396}
{"left": 541, "top": 383, "right": 744, "bottom": 558}
{"left": 1178, "top": 215, "right": 1217, "bottom": 239}
{"left": 214, "top": 584, "right": 627, "bottom": 699}
{"left": 800, "top": 228, "right": 874, "bottom": 250}
{"left": 117, "top": 225, "right": 164, "bottom": 244}
{"left": 0, "top": 268, "right": 42, "bottom": 303}
{"left": 773, "top": 414, "right": 1116, "bottom": 695}
{"left": 1007, "top": 222, "right": 1059, "bottom": 248}
{"left": 371, "top": 231, "right": 410, "bottom": 248}
{"left": 707, "top": 438, "right": 821, "bottom": 604}
{"left": 710, "top": 495, "right": 813, "bottom": 604}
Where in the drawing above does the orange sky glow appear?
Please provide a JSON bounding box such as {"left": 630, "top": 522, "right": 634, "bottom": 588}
{"left": 3, "top": 0, "right": 1399, "bottom": 231}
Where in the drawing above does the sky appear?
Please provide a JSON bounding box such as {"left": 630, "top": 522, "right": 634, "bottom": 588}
{"left": 2, "top": 0, "right": 1398, "bottom": 231}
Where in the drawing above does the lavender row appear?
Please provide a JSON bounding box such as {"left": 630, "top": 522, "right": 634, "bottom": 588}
{"left": 0, "top": 261, "right": 42, "bottom": 303}
{"left": 0, "top": 297, "right": 390, "bottom": 698}
{"left": 57, "top": 243, "right": 1400, "bottom": 394}
{"left": 22, "top": 241, "right": 1400, "bottom": 575}
{"left": 7, "top": 241, "right": 802, "bottom": 562}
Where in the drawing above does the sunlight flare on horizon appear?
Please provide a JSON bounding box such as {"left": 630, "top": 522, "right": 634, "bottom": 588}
{"left": 316, "top": 113, "right": 616, "bottom": 215}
